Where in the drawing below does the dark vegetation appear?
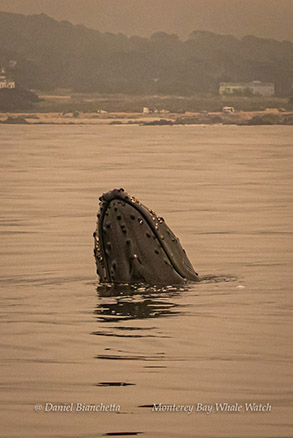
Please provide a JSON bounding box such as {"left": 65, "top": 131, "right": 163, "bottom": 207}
{"left": 0, "top": 11, "right": 292, "bottom": 96}
{"left": 0, "top": 87, "right": 41, "bottom": 111}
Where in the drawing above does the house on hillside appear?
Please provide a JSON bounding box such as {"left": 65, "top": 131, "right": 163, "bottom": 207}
{"left": 219, "top": 81, "right": 274, "bottom": 97}
{"left": 0, "top": 67, "right": 15, "bottom": 89}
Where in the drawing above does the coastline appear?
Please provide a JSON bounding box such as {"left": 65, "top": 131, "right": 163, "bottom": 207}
{"left": 1, "top": 109, "right": 293, "bottom": 126}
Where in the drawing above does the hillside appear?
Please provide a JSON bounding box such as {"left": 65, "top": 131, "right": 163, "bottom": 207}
{"left": 0, "top": 12, "right": 292, "bottom": 96}
{"left": 1, "top": 0, "right": 293, "bottom": 41}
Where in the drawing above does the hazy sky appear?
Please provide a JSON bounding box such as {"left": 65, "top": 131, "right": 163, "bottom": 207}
{"left": 0, "top": 0, "right": 292, "bottom": 40}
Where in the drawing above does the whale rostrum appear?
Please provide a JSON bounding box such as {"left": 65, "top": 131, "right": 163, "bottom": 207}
{"left": 94, "top": 188, "right": 199, "bottom": 285}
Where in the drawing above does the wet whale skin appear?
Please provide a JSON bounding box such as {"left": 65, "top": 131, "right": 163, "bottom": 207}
{"left": 94, "top": 188, "right": 199, "bottom": 285}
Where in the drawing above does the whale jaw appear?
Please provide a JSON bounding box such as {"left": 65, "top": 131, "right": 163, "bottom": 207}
{"left": 94, "top": 188, "right": 199, "bottom": 286}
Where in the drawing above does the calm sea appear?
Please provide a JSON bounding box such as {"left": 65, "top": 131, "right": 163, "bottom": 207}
{"left": 0, "top": 125, "right": 292, "bottom": 437}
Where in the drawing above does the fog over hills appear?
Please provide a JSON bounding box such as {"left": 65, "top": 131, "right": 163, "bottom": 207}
{"left": 0, "top": 0, "right": 292, "bottom": 41}
{"left": 0, "top": 11, "right": 292, "bottom": 96}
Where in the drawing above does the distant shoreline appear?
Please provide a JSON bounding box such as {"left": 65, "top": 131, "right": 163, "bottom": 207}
{"left": 1, "top": 109, "right": 293, "bottom": 126}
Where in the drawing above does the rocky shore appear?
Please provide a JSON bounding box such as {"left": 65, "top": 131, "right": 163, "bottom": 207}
{"left": 0, "top": 109, "right": 292, "bottom": 126}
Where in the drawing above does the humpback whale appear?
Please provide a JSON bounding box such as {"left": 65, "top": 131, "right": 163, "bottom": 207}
{"left": 93, "top": 189, "right": 199, "bottom": 285}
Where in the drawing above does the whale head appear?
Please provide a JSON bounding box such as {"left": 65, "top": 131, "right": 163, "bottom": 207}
{"left": 93, "top": 188, "right": 199, "bottom": 285}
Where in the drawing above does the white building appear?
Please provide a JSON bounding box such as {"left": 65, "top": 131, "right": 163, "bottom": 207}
{"left": 0, "top": 67, "right": 15, "bottom": 89}
{"left": 219, "top": 81, "right": 274, "bottom": 97}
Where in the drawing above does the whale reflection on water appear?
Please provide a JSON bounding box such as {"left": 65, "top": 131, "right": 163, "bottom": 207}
{"left": 93, "top": 275, "right": 237, "bottom": 327}
{"left": 92, "top": 284, "right": 188, "bottom": 363}
{"left": 94, "top": 283, "right": 188, "bottom": 324}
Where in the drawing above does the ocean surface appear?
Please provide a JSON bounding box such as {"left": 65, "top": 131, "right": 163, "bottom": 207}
{"left": 0, "top": 125, "right": 292, "bottom": 437}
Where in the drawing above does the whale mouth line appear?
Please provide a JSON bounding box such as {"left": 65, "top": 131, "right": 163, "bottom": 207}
{"left": 94, "top": 189, "right": 199, "bottom": 285}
